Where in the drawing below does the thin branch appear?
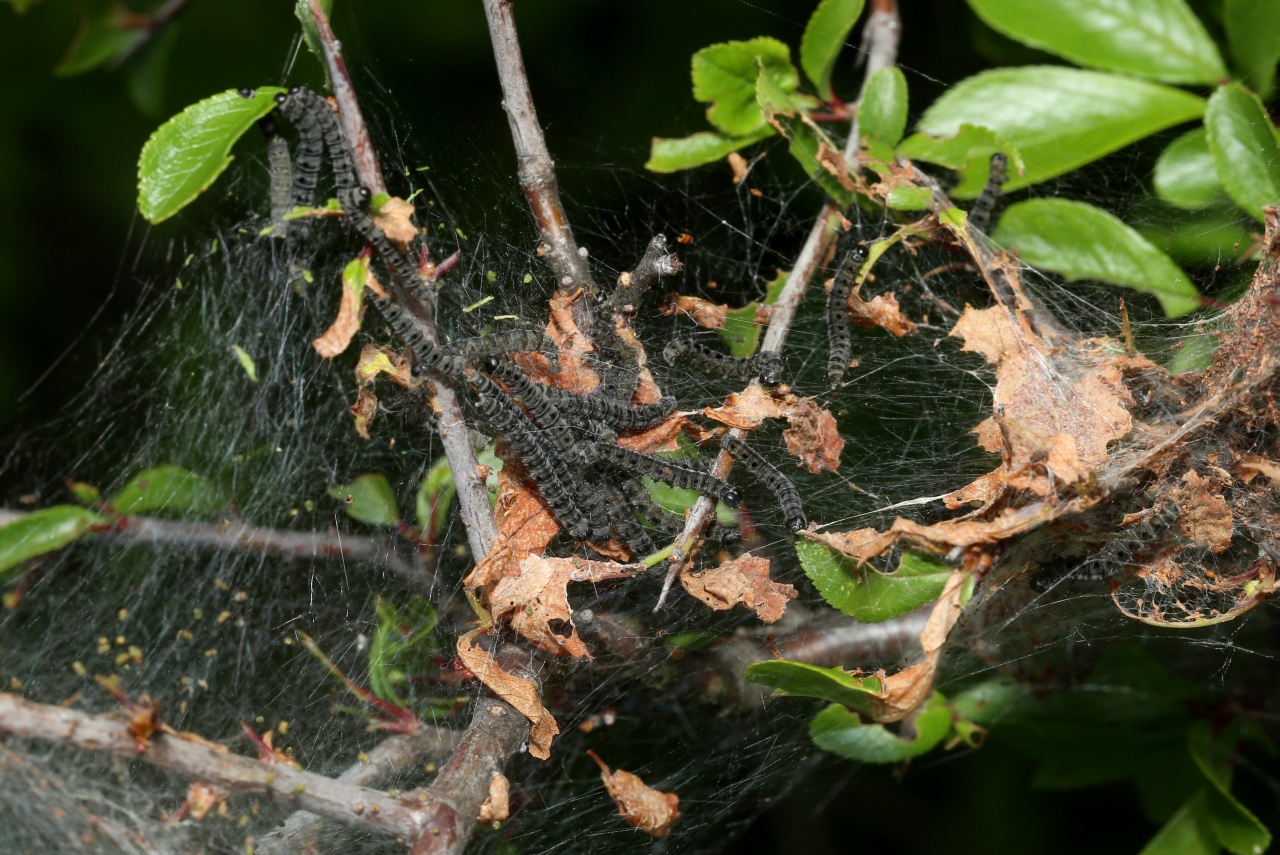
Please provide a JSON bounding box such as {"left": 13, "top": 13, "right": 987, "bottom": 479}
{"left": 0, "top": 508, "right": 431, "bottom": 594}
{"left": 481, "top": 0, "right": 594, "bottom": 323}
{"left": 657, "top": 1, "right": 902, "bottom": 609}
{"left": 304, "top": 0, "right": 497, "bottom": 558}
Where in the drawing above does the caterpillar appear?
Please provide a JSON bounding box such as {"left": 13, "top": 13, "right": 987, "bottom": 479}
{"left": 543, "top": 386, "right": 676, "bottom": 432}
{"left": 273, "top": 86, "right": 359, "bottom": 202}
{"left": 826, "top": 245, "right": 868, "bottom": 388}
{"left": 369, "top": 292, "right": 468, "bottom": 379}
{"left": 968, "top": 152, "right": 1008, "bottom": 235}
{"left": 663, "top": 339, "right": 785, "bottom": 388}
{"left": 587, "top": 443, "right": 741, "bottom": 508}
{"left": 442, "top": 330, "right": 561, "bottom": 375}
{"left": 255, "top": 115, "right": 296, "bottom": 235}
{"left": 481, "top": 358, "right": 578, "bottom": 459}
{"left": 720, "top": 435, "right": 807, "bottom": 533}
{"left": 1028, "top": 500, "right": 1181, "bottom": 593}
{"left": 590, "top": 320, "right": 641, "bottom": 402}
{"left": 469, "top": 372, "right": 592, "bottom": 540}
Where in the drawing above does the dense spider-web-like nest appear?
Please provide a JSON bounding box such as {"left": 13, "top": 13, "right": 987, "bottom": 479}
{"left": 2, "top": 70, "right": 1278, "bottom": 855}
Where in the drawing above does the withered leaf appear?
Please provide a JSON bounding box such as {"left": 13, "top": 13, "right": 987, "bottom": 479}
{"left": 799, "top": 528, "right": 880, "bottom": 559}
{"left": 680, "top": 553, "right": 796, "bottom": 623}
{"left": 477, "top": 773, "right": 510, "bottom": 823}
{"left": 456, "top": 629, "right": 559, "bottom": 760}
{"left": 847, "top": 290, "right": 917, "bottom": 338}
{"left": 1171, "top": 469, "right": 1234, "bottom": 553}
{"left": 663, "top": 294, "right": 728, "bottom": 330}
{"left": 354, "top": 344, "right": 414, "bottom": 387}
{"left": 727, "top": 151, "right": 749, "bottom": 185}
{"left": 487, "top": 555, "right": 644, "bottom": 657}
{"left": 371, "top": 196, "right": 418, "bottom": 245}
{"left": 588, "top": 750, "right": 680, "bottom": 838}
{"left": 350, "top": 387, "right": 377, "bottom": 440}
{"left": 513, "top": 291, "right": 599, "bottom": 395}
{"left": 816, "top": 140, "right": 858, "bottom": 192}
{"left": 465, "top": 464, "right": 561, "bottom": 591}
{"left": 703, "top": 385, "right": 794, "bottom": 431}
{"left": 313, "top": 277, "right": 366, "bottom": 359}
{"left": 184, "top": 781, "right": 228, "bottom": 821}
{"left": 781, "top": 397, "right": 844, "bottom": 473}
{"left": 1236, "top": 452, "right": 1280, "bottom": 485}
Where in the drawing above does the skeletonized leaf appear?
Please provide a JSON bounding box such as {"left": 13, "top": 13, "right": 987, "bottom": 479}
{"left": 0, "top": 506, "right": 105, "bottom": 574}
{"left": 917, "top": 67, "right": 1205, "bottom": 192}
{"left": 992, "top": 198, "right": 1200, "bottom": 316}
{"left": 1154, "top": 128, "right": 1229, "bottom": 211}
{"left": 694, "top": 37, "right": 798, "bottom": 137}
{"left": 646, "top": 128, "right": 773, "bottom": 173}
{"left": 138, "top": 87, "right": 285, "bottom": 223}
{"left": 328, "top": 474, "right": 399, "bottom": 527}
{"left": 680, "top": 553, "right": 796, "bottom": 623}
{"left": 858, "top": 67, "right": 908, "bottom": 148}
{"left": 588, "top": 751, "right": 680, "bottom": 837}
{"left": 1204, "top": 82, "right": 1280, "bottom": 221}
{"left": 108, "top": 465, "right": 225, "bottom": 516}
{"left": 800, "top": 0, "right": 866, "bottom": 101}
{"left": 967, "top": 0, "right": 1226, "bottom": 84}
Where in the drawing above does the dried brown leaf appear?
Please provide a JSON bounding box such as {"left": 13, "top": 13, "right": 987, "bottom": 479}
{"left": 680, "top": 553, "right": 796, "bottom": 623}
{"left": 465, "top": 464, "right": 561, "bottom": 591}
{"left": 703, "top": 385, "right": 796, "bottom": 430}
{"left": 800, "top": 528, "right": 880, "bottom": 558}
{"left": 1171, "top": 469, "right": 1234, "bottom": 553}
{"left": 588, "top": 751, "right": 680, "bottom": 837}
{"left": 349, "top": 387, "right": 377, "bottom": 440}
{"left": 663, "top": 294, "right": 728, "bottom": 330}
{"left": 727, "top": 152, "right": 749, "bottom": 185}
{"left": 488, "top": 556, "right": 644, "bottom": 657}
{"left": 183, "top": 782, "right": 227, "bottom": 821}
{"left": 848, "top": 291, "right": 917, "bottom": 337}
{"left": 371, "top": 196, "right": 418, "bottom": 245}
{"left": 456, "top": 629, "right": 559, "bottom": 761}
{"left": 312, "top": 273, "right": 366, "bottom": 359}
{"left": 781, "top": 397, "right": 844, "bottom": 473}
{"left": 478, "top": 773, "right": 510, "bottom": 823}
{"left": 1236, "top": 452, "right": 1280, "bottom": 485}
{"left": 816, "top": 140, "right": 857, "bottom": 191}
{"left": 513, "top": 291, "right": 600, "bottom": 395}
{"left": 354, "top": 344, "right": 414, "bottom": 387}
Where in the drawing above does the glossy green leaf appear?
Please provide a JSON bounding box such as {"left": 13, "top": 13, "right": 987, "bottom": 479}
{"left": 108, "top": 465, "right": 225, "bottom": 516}
{"left": 1154, "top": 129, "right": 1229, "bottom": 211}
{"left": 967, "top": 0, "right": 1226, "bottom": 84}
{"left": 858, "top": 67, "right": 908, "bottom": 148}
{"left": 694, "top": 37, "right": 798, "bottom": 137}
{"left": 1140, "top": 792, "right": 1220, "bottom": 855}
{"left": 917, "top": 67, "right": 1205, "bottom": 192}
{"left": 800, "top": 0, "right": 866, "bottom": 100}
{"left": 719, "top": 302, "right": 764, "bottom": 358}
{"left": 1136, "top": 207, "right": 1255, "bottom": 267}
{"left": 126, "top": 22, "right": 181, "bottom": 118}
{"left": 415, "top": 457, "right": 456, "bottom": 541}
{"left": 646, "top": 127, "right": 773, "bottom": 173}
{"left": 809, "top": 692, "right": 953, "bottom": 763}
{"left": 897, "top": 123, "right": 1025, "bottom": 198}
{"left": 1224, "top": 0, "right": 1280, "bottom": 99}
{"left": 295, "top": 0, "right": 335, "bottom": 86}
{"left": 886, "top": 184, "right": 933, "bottom": 211}
{"left": 0, "top": 506, "right": 105, "bottom": 574}
{"left": 137, "top": 87, "right": 285, "bottom": 223}
{"left": 1204, "top": 82, "right": 1280, "bottom": 221}
{"left": 329, "top": 474, "right": 399, "bottom": 527}
{"left": 1190, "top": 730, "right": 1273, "bottom": 855}
{"left": 56, "top": 9, "right": 141, "bottom": 76}
{"left": 795, "top": 539, "right": 951, "bottom": 622}
{"left": 744, "top": 659, "right": 885, "bottom": 716}
{"left": 643, "top": 478, "right": 735, "bottom": 527}
{"left": 992, "top": 199, "right": 1201, "bottom": 316}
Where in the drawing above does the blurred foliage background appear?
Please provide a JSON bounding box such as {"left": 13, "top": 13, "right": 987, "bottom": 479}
{"left": 3, "top": 2, "right": 1271, "bottom": 854}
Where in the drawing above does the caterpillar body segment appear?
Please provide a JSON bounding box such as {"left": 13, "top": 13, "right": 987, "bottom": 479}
{"left": 590, "top": 321, "right": 641, "bottom": 402}
{"left": 543, "top": 387, "right": 677, "bottom": 432}
{"left": 443, "top": 330, "right": 561, "bottom": 375}
{"left": 968, "top": 152, "right": 1009, "bottom": 235}
{"left": 588, "top": 443, "right": 741, "bottom": 508}
{"left": 469, "top": 373, "right": 592, "bottom": 540}
{"left": 720, "top": 435, "right": 807, "bottom": 533}
{"left": 663, "top": 339, "right": 785, "bottom": 388}
{"left": 481, "top": 358, "right": 578, "bottom": 459}
{"left": 273, "top": 86, "right": 360, "bottom": 202}
{"left": 826, "top": 245, "right": 868, "bottom": 388}
{"left": 369, "top": 293, "right": 467, "bottom": 379}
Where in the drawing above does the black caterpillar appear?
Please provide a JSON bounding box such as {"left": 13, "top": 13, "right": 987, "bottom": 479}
{"left": 663, "top": 339, "right": 785, "bottom": 387}
{"left": 1028, "top": 501, "right": 1181, "bottom": 593}
{"left": 968, "top": 152, "right": 1008, "bottom": 235}
{"left": 826, "top": 244, "right": 868, "bottom": 388}
{"left": 721, "top": 435, "right": 807, "bottom": 533}
{"left": 442, "top": 330, "right": 560, "bottom": 376}
{"left": 588, "top": 442, "right": 741, "bottom": 509}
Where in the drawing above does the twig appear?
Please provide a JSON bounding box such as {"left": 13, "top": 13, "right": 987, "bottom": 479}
{"left": 657, "top": 0, "right": 902, "bottom": 610}
{"left": 0, "top": 508, "right": 430, "bottom": 595}
{"left": 256, "top": 727, "right": 464, "bottom": 855}
{"left": 481, "top": 0, "right": 595, "bottom": 331}
{"left": 304, "top": 0, "right": 497, "bottom": 557}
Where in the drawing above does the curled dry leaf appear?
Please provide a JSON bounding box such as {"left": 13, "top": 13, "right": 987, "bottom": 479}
{"left": 371, "top": 196, "right": 418, "bottom": 245}
{"left": 465, "top": 463, "right": 561, "bottom": 591}
{"left": 349, "top": 387, "right": 377, "bottom": 440}
{"left": 588, "top": 750, "right": 680, "bottom": 838}
{"left": 354, "top": 344, "right": 414, "bottom": 387}
{"left": 1236, "top": 452, "right": 1280, "bottom": 485}
{"left": 456, "top": 629, "right": 559, "bottom": 761}
{"left": 816, "top": 140, "right": 858, "bottom": 192}
{"left": 727, "top": 151, "right": 749, "bottom": 185}
{"left": 314, "top": 256, "right": 379, "bottom": 359}
{"left": 781, "top": 397, "right": 843, "bottom": 473}
{"left": 487, "top": 555, "right": 644, "bottom": 657}
{"left": 679, "top": 553, "right": 796, "bottom": 623}
{"left": 703, "top": 385, "right": 795, "bottom": 431}
{"left": 478, "top": 773, "right": 511, "bottom": 823}
{"left": 662, "top": 294, "right": 728, "bottom": 330}
{"left": 1170, "top": 469, "right": 1234, "bottom": 553}
{"left": 846, "top": 290, "right": 917, "bottom": 338}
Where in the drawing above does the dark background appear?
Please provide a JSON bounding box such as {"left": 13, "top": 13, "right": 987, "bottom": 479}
{"left": 0, "top": 2, "right": 1249, "bottom": 853}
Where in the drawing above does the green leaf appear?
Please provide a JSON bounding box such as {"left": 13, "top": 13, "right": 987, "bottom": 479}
{"left": 966, "top": 0, "right": 1227, "bottom": 84}
{"left": 992, "top": 199, "right": 1201, "bottom": 316}
{"left": 415, "top": 457, "right": 456, "bottom": 541}
{"left": 745, "top": 659, "right": 885, "bottom": 715}
{"left": 758, "top": 67, "right": 858, "bottom": 207}
{"left": 137, "top": 87, "right": 285, "bottom": 224}
{"left": 231, "top": 344, "right": 259, "bottom": 382}
{"left": 108, "top": 465, "right": 226, "bottom": 516}
{"left": 643, "top": 478, "right": 735, "bottom": 527}
{"left": 127, "top": 23, "right": 181, "bottom": 118}
{"left": 886, "top": 184, "right": 933, "bottom": 211}
{"left": 329, "top": 474, "right": 399, "bottom": 527}
{"left": 295, "top": 0, "right": 335, "bottom": 86}
{"left": 858, "top": 67, "right": 908, "bottom": 148}
{"left": 645, "top": 127, "right": 773, "bottom": 173}
{"left": 1189, "top": 729, "right": 1273, "bottom": 855}
{"left": 0, "top": 506, "right": 105, "bottom": 574}
{"left": 719, "top": 303, "right": 765, "bottom": 358}
{"left": 1154, "top": 128, "right": 1229, "bottom": 211}
{"left": 1224, "top": 0, "right": 1280, "bottom": 99}
{"left": 800, "top": 0, "right": 866, "bottom": 100}
{"left": 67, "top": 482, "right": 100, "bottom": 505}
{"left": 56, "top": 8, "right": 141, "bottom": 77}
{"left": 1140, "top": 792, "right": 1220, "bottom": 855}
{"left": 1204, "top": 82, "right": 1280, "bottom": 221}
{"left": 1166, "top": 330, "right": 1221, "bottom": 374}
{"left": 795, "top": 539, "right": 952, "bottom": 622}
{"left": 1136, "top": 206, "right": 1256, "bottom": 267}
{"left": 809, "top": 692, "right": 953, "bottom": 763}
{"left": 694, "top": 37, "right": 798, "bottom": 136}
{"left": 897, "top": 123, "right": 1025, "bottom": 198}
{"left": 368, "top": 595, "right": 438, "bottom": 707}
{"left": 917, "top": 67, "right": 1205, "bottom": 192}
{"left": 950, "top": 678, "right": 1028, "bottom": 726}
